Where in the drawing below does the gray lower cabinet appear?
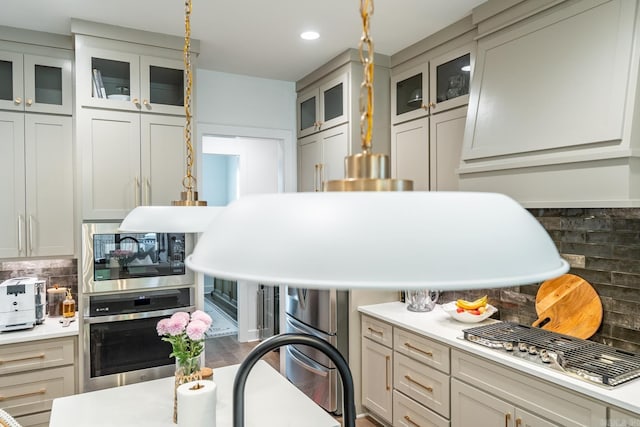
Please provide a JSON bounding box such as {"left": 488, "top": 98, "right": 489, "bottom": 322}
{"left": 0, "top": 336, "right": 77, "bottom": 427}
{"left": 451, "top": 349, "right": 606, "bottom": 427}
{"left": 361, "top": 312, "right": 639, "bottom": 427}
{"left": 452, "top": 378, "right": 557, "bottom": 427}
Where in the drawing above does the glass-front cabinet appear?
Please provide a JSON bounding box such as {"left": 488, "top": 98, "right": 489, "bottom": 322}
{"left": 297, "top": 73, "right": 348, "bottom": 137}
{"left": 392, "top": 64, "right": 429, "bottom": 124}
{"left": 0, "top": 50, "right": 72, "bottom": 115}
{"left": 78, "top": 47, "right": 184, "bottom": 115}
{"left": 392, "top": 44, "right": 471, "bottom": 124}
{"left": 429, "top": 47, "right": 471, "bottom": 114}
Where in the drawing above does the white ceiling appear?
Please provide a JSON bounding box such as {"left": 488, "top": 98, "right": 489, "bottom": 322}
{"left": 0, "top": 0, "right": 486, "bottom": 82}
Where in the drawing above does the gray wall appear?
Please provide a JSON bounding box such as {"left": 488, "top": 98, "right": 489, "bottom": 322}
{"left": 441, "top": 208, "right": 640, "bottom": 353}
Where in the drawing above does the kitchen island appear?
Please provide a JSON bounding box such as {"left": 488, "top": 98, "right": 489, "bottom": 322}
{"left": 50, "top": 360, "right": 340, "bottom": 427}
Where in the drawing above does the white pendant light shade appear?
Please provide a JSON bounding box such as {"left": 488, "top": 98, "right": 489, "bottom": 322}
{"left": 185, "top": 191, "right": 569, "bottom": 290}
{"left": 118, "top": 206, "right": 223, "bottom": 233}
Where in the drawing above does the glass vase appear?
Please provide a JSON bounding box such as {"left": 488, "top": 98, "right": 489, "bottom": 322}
{"left": 173, "top": 355, "right": 203, "bottom": 423}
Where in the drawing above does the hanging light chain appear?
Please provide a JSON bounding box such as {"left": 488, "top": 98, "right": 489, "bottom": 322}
{"left": 359, "top": 0, "right": 374, "bottom": 154}
{"left": 183, "top": 0, "right": 195, "bottom": 192}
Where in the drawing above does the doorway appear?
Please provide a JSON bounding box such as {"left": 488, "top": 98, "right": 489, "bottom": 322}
{"left": 200, "top": 133, "right": 284, "bottom": 343}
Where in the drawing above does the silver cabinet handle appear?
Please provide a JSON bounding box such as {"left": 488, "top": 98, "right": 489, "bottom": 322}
{"left": 17, "top": 216, "right": 24, "bottom": 255}
{"left": 132, "top": 98, "right": 141, "bottom": 108}
{"left": 143, "top": 99, "right": 150, "bottom": 107}
{"left": 319, "top": 163, "right": 325, "bottom": 190}
{"left": 14, "top": 97, "right": 22, "bottom": 105}
{"left": 314, "top": 164, "right": 319, "bottom": 192}
{"left": 26, "top": 98, "right": 33, "bottom": 106}
{"left": 28, "top": 215, "right": 34, "bottom": 254}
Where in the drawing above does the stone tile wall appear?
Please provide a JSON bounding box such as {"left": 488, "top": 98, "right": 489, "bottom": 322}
{"left": 440, "top": 208, "right": 640, "bottom": 353}
{"left": 0, "top": 258, "right": 78, "bottom": 304}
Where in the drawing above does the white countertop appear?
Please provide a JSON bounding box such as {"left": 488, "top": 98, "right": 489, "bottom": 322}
{"left": 50, "top": 360, "right": 340, "bottom": 427}
{"left": 359, "top": 302, "right": 640, "bottom": 415}
{"left": 0, "top": 315, "right": 79, "bottom": 345}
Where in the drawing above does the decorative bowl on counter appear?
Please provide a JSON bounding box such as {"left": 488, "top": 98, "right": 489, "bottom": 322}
{"left": 441, "top": 301, "right": 498, "bottom": 323}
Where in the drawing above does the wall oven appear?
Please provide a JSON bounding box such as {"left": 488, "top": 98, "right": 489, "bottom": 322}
{"left": 285, "top": 287, "right": 349, "bottom": 414}
{"left": 82, "top": 222, "right": 194, "bottom": 294}
{"left": 82, "top": 286, "right": 194, "bottom": 391}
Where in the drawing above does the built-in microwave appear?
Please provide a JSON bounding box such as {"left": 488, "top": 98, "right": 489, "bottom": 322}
{"left": 82, "top": 223, "right": 194, "bottom": 294}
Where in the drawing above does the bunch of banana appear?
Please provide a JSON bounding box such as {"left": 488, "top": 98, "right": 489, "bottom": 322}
{"left": 455, "top": 295, "right": 488, "bottom": 315}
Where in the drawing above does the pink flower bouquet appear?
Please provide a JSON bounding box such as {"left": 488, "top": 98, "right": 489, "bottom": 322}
{"left": 157, "top": 310, "right": 212, "bottom": 365}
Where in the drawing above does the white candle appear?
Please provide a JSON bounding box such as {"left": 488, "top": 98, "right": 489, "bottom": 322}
{"left": 177, "top": 380, "right": 217, "bottom": 427}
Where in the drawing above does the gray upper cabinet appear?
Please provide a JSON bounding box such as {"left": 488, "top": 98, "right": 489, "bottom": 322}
{"left": 297, "top": 73, "right": 348, "bottom": 138}
{"left": 459, "top": 0, "right": 640, "bottom": 207}
{"left": 76, "top": 46, "right": 184, "bottom": 116}
{"left": 0, "top": 50, "right": 72, "bottom": 115}
{"left": 391, "top": 44, "right": 471, "bottom": 125}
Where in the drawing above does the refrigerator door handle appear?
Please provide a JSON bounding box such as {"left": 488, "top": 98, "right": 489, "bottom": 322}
{"left": 287, "top": 346, "right": 329, "bottom": 378}
{"left": 296, "top": 287, "right": 307, "bottom": 309}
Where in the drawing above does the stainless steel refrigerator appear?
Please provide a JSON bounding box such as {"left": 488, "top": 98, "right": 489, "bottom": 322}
{"left": 284, "top": 286, "right": 349, "bottom": 414}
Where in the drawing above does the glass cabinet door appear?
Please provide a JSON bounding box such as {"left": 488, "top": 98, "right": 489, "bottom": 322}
{"left": 297, "top": 88, "right": 319, "bottom": 138}
{"left": 429, "top": 46, "right": 472, "bottom": 113}
{"left": 80, "top": 48, "right": 140, "bottom": 111}
{"left": 23, "top": 55, "right": 72, "bottom": 115}
{"left": 140, "top": 56, "right": 185, "bottom": 115}
{"left": 391, "top": 64, "right": 429, "bottom": 124}
{"left": 0, "top": 51, "right": 24, "bottom": 112}
{"left": 319, "top": 74, "right": 348, "bottom": 132}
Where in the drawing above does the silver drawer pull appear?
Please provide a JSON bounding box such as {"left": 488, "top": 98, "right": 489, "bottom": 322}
{"left": 0, "top": 387, "right": 46, "bottom": 402}
{"left": 404, "top": 375, "right": 433, "bottom": 392}
{"left": 404, "top": 415, "right": 421, "bottom": 427}
{"left": 0, "top": 353, "right": 45, "bottom": 364}
{"left": 367, "top": 327, "right": 384, "bottom": 336}
{"left": 404, "top": 342, "right": 433, "bottom": 357}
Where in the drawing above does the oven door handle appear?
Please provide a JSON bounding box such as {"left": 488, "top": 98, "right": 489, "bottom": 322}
{"left": 84, "top": 306, "right": 195, "bottom": 324}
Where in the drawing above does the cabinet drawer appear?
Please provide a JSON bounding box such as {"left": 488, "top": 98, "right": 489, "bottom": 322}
{"left": 394, "top": 328, "right": 450, "bottom": 373}
{"left": 451, "top": 349, "right": 606, "bottom": 427}
{"left": 0, "top": 365, "right": 75, "bottom": 417}
{"left": 609, "top": 407, "right": 640, "bottom": 426}
{"left": 394, "top": 352, "right": 450, "bottom": 418}
{"left": 393, "top": 390, "right": 450, "bottom": 427}
{"left": 0, "top": 337, "right": 75, "bottom": 375}
{"left": 14, "top": 411, "right": 51, "bottom": 427}
{"left": 362, "top": 315, "right": 393, "bottom": 348}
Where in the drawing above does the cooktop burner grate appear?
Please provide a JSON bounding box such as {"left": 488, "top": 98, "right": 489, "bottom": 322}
{"left": 463, "top": 322, "right": 640, "bottom": 387}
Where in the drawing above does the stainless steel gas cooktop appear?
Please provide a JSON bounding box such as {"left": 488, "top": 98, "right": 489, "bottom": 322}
{"left": 463, "top": 322, "right": 640, "bottom": 387}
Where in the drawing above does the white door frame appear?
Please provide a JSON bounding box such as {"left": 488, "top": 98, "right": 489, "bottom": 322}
{"left": 196, "top": 123, "right": 295, "bottom": 342}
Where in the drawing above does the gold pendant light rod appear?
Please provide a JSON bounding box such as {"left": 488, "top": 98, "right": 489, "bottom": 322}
{"left": 173, "top": 0, "right": 207, "bottom": 206}
{"left": 324, "top": 0, "right": 412, "bottom": 192}
{"left": 359, "top": 0, "right": 374, "bottom": 154}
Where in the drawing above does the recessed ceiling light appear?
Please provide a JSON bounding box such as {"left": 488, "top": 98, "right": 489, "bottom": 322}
{"left": 300, "top": 31, "right": 320, "bottom": 40}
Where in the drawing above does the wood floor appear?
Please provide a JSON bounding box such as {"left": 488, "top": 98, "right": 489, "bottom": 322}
{"left": 204, "top": 335, "right": 382, "bottom": 427}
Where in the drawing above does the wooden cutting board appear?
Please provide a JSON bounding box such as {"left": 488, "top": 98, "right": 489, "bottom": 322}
{"left": 532, "top": 273, "right": 602, "bottom": 339}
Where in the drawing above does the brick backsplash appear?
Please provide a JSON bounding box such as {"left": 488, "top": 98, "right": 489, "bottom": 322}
{"left": 440, "top": 208, "right": 640, "bottom": 353}
{"left": 0, "top": 258, "right": 78, "bottom": 302}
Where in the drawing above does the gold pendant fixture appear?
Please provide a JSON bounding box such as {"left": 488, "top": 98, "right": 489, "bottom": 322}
{"left": 173, "top": 0, "right": 207, "bottom": 207}
{"left": 324, "top": 0, "right": 412, "bottom": 193}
